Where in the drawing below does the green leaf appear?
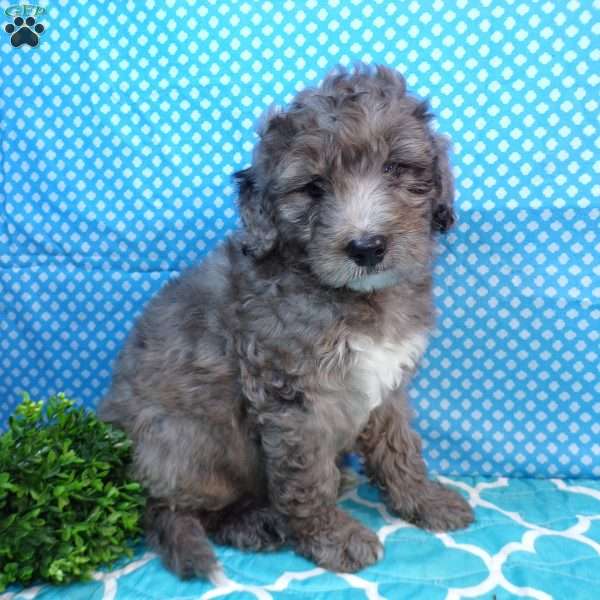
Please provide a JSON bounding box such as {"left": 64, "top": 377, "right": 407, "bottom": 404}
{"left": 0, "top": 393, "right": 145, "bottom": 590}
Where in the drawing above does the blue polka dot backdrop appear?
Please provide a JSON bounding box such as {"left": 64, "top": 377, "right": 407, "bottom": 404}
{"left": 0, "top": 0, "right": 598, "bottom": 477}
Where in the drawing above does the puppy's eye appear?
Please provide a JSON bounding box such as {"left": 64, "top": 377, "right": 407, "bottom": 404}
{"left": 407, "top": 181, "right": 434, "bottom": 195}
{"left": 300, "top": 179, "right": 326, "bottom": 200}
{"left": 382, "top": 162, "right": 404, "bottom": 178}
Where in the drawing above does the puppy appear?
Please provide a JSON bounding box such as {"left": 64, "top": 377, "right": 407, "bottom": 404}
{"left": 99, "top": 64, "right": 473, "bottom": 578}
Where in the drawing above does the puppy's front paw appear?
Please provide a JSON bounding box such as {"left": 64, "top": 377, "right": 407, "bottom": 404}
{"left": 399, "top": 482, "right": 474, "bottom": 532}
{"left": 295, "top": 510, "right": 383, "bottom": 572}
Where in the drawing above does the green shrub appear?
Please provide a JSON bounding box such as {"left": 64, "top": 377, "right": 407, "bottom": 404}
{"left": 0, "top": 393, "right": 145, "bottom": 592}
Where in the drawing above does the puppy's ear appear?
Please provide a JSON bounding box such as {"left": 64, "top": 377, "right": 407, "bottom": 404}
{"left": 235, "top": 167, "right": 278, "bottom": 259}
{"left": 431, "top": 134, "right": 456, "bottom": 233}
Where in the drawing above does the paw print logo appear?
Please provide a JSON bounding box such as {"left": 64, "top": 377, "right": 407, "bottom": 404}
{"left": 5, "top": 16, "right": 45, "bottom": 48}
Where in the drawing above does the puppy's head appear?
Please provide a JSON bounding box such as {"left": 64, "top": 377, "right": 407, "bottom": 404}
{"left": 236, "top": 64, "right": 455, "bottom": 292}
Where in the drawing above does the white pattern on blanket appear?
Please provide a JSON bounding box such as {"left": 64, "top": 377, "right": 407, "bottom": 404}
{"left": 4, "top": 476, "right": 599, "bottom": 600}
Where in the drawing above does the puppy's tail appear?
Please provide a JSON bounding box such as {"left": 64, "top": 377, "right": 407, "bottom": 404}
{"left": 145, "top": 499, "right": 219, "bottom": 580}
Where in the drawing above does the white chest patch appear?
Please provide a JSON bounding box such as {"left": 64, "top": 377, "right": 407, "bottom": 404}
{"left": 348, "top": 331, "right": 428, "bottom": 412}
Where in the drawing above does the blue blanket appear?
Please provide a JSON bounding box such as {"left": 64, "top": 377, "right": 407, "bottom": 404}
{"left": 4, "top": 476, "right": 599, "bottom": 599}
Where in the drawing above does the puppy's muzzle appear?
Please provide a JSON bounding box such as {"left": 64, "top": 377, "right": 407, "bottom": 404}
{"left": 346, "top": 235, "right": 387, "bottom": 267}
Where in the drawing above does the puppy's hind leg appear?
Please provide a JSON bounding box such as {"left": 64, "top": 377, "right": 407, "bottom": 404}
{"left": 132, "top": 412, "right": 260, "bottom": 579}
{"left": 145, "top": 499, "right": 218, "bottom": 579}
{"left": 204, "top": 502, "right": 290, "bottom": 551}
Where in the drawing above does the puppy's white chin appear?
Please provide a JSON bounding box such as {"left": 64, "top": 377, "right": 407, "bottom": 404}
{"left": 346, "top": 270, "right": 400, "bottom": 292}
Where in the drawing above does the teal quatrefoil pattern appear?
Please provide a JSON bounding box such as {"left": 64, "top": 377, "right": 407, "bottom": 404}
{"left": 0, "top": 0, "right": 599, "bottom": 478}
{"left": 4, "top": 476, "right": 600, "bottom": 599}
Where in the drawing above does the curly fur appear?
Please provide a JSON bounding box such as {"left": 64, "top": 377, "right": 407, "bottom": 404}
{"left": 99, "top": 63, "right": 473, "bottom": 578}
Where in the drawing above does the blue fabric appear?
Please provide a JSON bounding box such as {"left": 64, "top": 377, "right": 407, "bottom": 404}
{"left": 5, "top": 476, "right": 600, "bottom": 599}
{"left": 0, "top": 0, "right": 598, "bottom": 481}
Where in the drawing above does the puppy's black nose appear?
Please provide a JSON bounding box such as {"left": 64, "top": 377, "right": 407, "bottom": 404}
{"left": 346, "top": 235, "right": 387, "bottom": 267}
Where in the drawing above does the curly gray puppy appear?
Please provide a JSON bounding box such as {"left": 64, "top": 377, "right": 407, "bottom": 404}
{"left": 99, "top": 64, "right": 473, "bottom": 578}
